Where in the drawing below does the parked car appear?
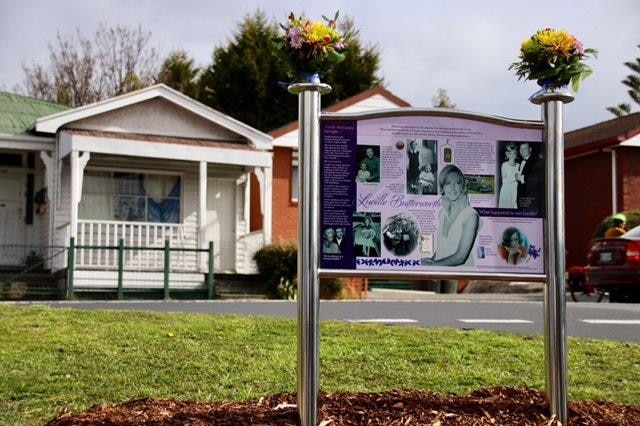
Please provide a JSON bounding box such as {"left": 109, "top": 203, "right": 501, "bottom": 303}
{"left": 466, "top": 177, "right": 494, "bottom": 193}
{"left": 585, "top": 225, "right": 640, "bottom": 302}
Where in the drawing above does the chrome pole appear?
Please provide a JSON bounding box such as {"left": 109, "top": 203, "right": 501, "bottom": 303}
{"left": 531, "top": 87, "right": 573, "bottom": 425}
{"left": 289, "top": 82, "right": 331, "bottom": 426}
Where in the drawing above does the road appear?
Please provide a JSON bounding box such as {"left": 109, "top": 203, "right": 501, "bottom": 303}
{"left": 15, "top": 297, "right": 640, "bottom": 343}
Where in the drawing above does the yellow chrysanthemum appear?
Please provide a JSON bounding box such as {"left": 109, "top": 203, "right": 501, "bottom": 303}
{"left": 521, "top": 38, "right": 536, "bottom": 54}
{"left": 306, "top": 21, "right": 339, "bottom": 44}
{"left": 536, "top": 29, "right": 574, "bottom": 57}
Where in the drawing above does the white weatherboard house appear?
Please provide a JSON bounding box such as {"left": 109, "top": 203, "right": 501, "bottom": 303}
{"left": 0, "top": 85, "right": 273, "bottom": 291}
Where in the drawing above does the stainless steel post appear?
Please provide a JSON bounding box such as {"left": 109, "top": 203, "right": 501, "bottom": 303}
{"left": 289, "top": 82, "right": 331, "bottom": 426}
{"left": 531, "top": 87, "right": 573, "bottom": 425}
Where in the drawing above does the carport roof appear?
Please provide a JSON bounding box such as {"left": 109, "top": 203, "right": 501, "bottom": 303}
{"left": 0, "top": 91, "right": 68, "bottom": 135}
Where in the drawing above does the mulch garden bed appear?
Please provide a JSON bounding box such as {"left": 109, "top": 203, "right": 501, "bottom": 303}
{"left": 47, "top": 387, "right": 640, "bottom": 425}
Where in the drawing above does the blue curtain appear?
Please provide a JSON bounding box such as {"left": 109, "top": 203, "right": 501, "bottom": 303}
{"left": 147, "top": 178, "right": 181, "bottom": 223}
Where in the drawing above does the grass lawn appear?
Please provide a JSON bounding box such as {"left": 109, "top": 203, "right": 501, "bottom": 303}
{"left": 0, "top": 304, "right": 638, "bottom": 425}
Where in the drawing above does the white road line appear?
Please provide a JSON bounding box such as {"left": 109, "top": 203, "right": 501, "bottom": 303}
{"left": 347, "top": 319, "right": 418, "bottom": 324}
{"left": 458, "top": 319, "right": 533, "bottom": 324}
{"left": 581, "top": 319, "right": 640, "bottom": 325}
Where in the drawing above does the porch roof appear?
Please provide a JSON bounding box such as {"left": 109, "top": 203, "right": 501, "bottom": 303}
{"left": 59, "top": 129, "right": 271, "bottom": 168}
{"left": 35, "top": 84, "right": 272, "bottom": 150}
{"left": 65, "top": 129, "right": 259, "bottom": 151}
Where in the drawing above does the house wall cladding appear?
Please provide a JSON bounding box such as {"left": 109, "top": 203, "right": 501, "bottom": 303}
{"left": 564, "top": 151, "right": 612, "bottom": 268}
{"left": 619, "top": 147, "right": 640, "bottom": 211}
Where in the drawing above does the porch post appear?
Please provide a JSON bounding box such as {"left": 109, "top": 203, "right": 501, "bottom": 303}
{"left": 70, "top": 152, "right": 79, "bottom": 243}
{"left": 253, "top": 166, "right": 273, "bottom": 245}
{"left": 198, "top": 161, "right": 207, "bottom": 270}
{"left": 263, "top": 165, "right": 273, "bottom": 245}
{"left": 69, "top": 151, "right": 90, "bottom": 242}
{"left": 40, "top": 151, "right": 55, "bottom": 268}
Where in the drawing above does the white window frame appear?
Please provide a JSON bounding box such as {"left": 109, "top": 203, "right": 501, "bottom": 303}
{"left": 291, "top": 149, "right": 299, "bottom": 203}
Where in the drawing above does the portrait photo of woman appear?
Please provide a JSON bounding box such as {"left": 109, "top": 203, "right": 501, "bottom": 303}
{"left": 498, "top": 227, "right": 529, "bottom": 265}
{"left": 322, "top": 227, "right": 340, "bottom": 254}
{"left": 421, "top": 164, "right": 479, "bottom": 267}
{"left": 498, "top": 142, "right": 520, "bottom": 209}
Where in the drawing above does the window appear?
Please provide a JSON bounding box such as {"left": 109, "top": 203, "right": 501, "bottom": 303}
{"left": 291, "top": 150, "right": 299, "bottom": 202}
{"left": 0, "top": 153, "right": 23, "bottom": 167}
{"left": 79, "top": 170, "right": 181, "bottom": 223}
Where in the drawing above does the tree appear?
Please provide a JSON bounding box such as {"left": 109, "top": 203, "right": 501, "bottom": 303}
{"left": 21, "top": 24, "right": 160, "bottom": 107}
{"left": 321, "top": 17, "right": 384, "bottom": 109}
{"left": 157, "top": 50, "right": 201, "bottom": 99}
{"left": 607, "top": 45, "right": 640, "bottom": 117}
{"left": 431, "top": 88, "right": 457, "bottom": 108}
{"left": 197, "top": 10, "right": 383, "bottom": 132}
{"left": 197, "top": 11, "right": 294, "bottom": 132}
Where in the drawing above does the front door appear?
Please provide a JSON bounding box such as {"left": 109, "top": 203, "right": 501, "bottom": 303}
{"left": 0, "top": 170, "right": 26, "bottom": 266}
{"left": 205, "top": 178, "right": 236, "bottom": 272}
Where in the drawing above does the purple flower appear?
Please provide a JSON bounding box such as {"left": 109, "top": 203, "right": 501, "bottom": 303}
{"left": 571, "top": 35, "right": 585, "bottom": 55}
{"left": 288, "top": 27, "right": 303, "bottom": 49}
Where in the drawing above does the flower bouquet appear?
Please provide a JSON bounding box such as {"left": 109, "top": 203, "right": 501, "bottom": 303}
{"left": 274, "top": 11, "right": 355, "bottom": 83}
{"left": 510, "top": 28, "right": 597, "bottom": 92}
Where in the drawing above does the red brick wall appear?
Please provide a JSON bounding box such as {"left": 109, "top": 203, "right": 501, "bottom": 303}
{"left": 272, "top": 147, "right": 298, "bottom": 242}
{"left": 564, "top": 151, "right": 612, "bottom": 268}
{"left": 618, "top": 147, "right": 640, "bottom": 211}
{"left": 250, "top": 147, "right": 299, "bottom": 241}
{"left": 249, "top": 173, "right": 262, "bottom": 232}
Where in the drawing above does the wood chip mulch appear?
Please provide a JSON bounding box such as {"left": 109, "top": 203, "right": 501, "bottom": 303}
{"left": 46, "top": 387, "right": 640, "bottom": 425}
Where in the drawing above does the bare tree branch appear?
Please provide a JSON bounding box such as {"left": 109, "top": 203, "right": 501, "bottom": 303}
{"left": 21, "top": 24, "right": 160, "bottom": 106}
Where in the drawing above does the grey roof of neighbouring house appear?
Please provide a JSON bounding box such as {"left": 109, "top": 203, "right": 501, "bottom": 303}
{"left": 0, "top": 91, "right": 68, "bottom": 135}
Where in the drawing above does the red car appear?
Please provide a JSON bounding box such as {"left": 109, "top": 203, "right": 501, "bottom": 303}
{"left": 586, "top": 225, "right": 640, "bottom": 302}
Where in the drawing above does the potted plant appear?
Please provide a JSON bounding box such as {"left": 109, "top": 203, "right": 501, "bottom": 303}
{"left": 510, "top": 28, "right": 597, "bottom": 92}
{"left": 273, "top": 11, "right": 355, "bottom": 83}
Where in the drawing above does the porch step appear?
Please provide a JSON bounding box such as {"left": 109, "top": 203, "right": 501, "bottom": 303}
{"left": 214, "top": 273, "right": 268, "bottom": 299}
{"left": 0, "top": 271, "right": 66, "bottom": 300}
{"left": 73, "top": 270, "right": 205, "bottom": 290}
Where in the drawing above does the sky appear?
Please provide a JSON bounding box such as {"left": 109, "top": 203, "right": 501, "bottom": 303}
{"left": 0, "top": 0, "right": 638, "bottom": 131}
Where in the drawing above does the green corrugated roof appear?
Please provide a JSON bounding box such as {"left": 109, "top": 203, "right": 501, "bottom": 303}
{"left": 0, "top": 91, "right": 68, "bottom": 135}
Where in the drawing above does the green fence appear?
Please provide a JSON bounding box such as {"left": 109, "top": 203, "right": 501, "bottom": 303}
{"left": 1, "top": 240, "right": 215, "bottom": 301}
{"left": 0, "top": 245, "right": 67, "bottom": 300}
{"left": 68, "top": 238, "right": 215, "bottom": 300}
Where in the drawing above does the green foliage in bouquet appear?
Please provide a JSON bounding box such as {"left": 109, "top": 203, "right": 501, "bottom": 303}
{"left": 510, "top": 28, "right": 597, "bottom": 92}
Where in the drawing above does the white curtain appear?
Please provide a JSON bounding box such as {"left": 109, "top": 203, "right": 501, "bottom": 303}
{"left": 79, "top": 171, "right": 113, "bottom": 220}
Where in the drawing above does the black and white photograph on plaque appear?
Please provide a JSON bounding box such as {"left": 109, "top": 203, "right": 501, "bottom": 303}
{"left": 466, "top": 174, "right": 495, "bottom": 195}
{"left": 321, "top": 227, "right": 341, "bottom": 254}
{"left": 406, "top": 139, "right": 437, "bottom": 195}
{"left": 516, "top": 142, "right": 543, "bottom": 211}
{"left": 421, "top": 164, "right": 480, "bottom": 267}
{"left": 352, "top": 212, "right": 381, "bottom": 257}
{"left": 497, "top": 142, "right": 520, "bottom": 209}
{"left": 382, "top": 213, "right": 420, "bottom": 256}
{"left": 356, "top": 145, "right": 380, "bottom": 183}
